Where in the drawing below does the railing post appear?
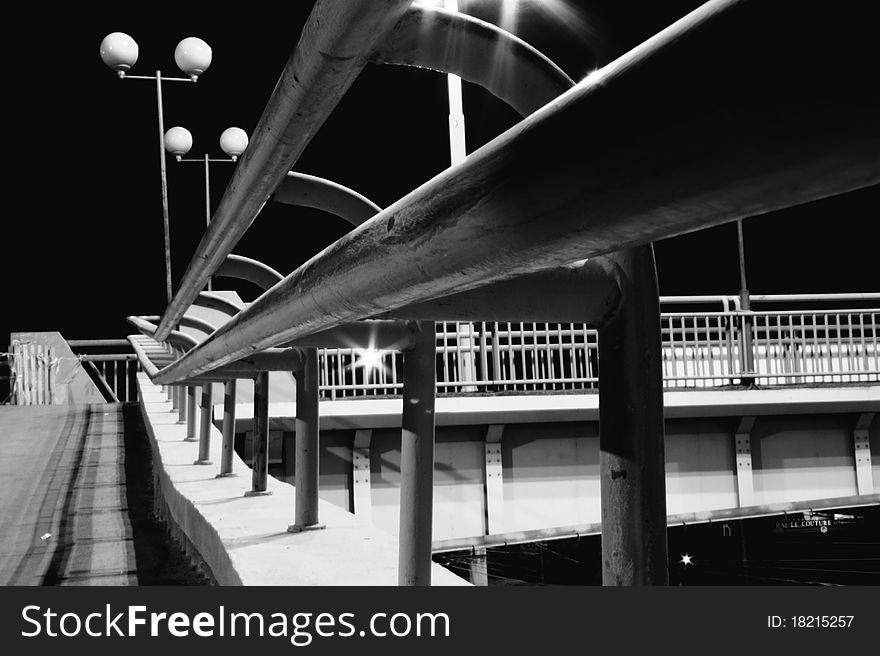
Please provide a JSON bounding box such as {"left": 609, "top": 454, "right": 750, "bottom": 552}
{"left": 217, "top": 379, "right": 237, "bottom": 477}
{"left": 176, "top": 386, "right": 186, "bottom": 422}
{"left": 738, "top": 295, "right": 755, "bottom": 386}
{"left": 185, "top": 385, "right": 198, "bottom": 441}
{"left": 195, "top": 382, "right": 213, "bottom": 465}
{"left": 398, "top": 320, "right": 437, "bottom": 586}
{"left": 245, "top": 372, "right": 271, "bottom": 496}
{"left": 597, "top": 245, "right": 668, "bottom": 586}
{"left": 47, "top": 346, "right": 55, "bottom": 405}
{"left": 289, "top": 347, "right": 324, "bottom": 533}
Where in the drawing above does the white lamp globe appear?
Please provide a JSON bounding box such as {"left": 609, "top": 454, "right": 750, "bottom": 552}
{"left": 174, "top": 37, "right": 212, "bottom": 79}
{"left": 164, "top": 127, "right": 193, "bottom": 157}
{"left": 100, "top": 32, "right": 139, "bottom": 73}
{"left": 219, "top": 128, "right": 249, "bottom": 159}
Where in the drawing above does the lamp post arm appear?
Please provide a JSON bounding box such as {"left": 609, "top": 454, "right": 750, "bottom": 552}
{"left": 120, "top": 74, "right": 195, "bottom": 83}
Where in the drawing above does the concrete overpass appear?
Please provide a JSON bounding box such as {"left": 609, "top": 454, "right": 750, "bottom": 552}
{"left": 2, "top": 0, "right": 878, "bottom": 586}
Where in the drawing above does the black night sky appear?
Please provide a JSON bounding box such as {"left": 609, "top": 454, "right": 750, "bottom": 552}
{"left": 4, "top": 0, "right": 878, "bottom": 349}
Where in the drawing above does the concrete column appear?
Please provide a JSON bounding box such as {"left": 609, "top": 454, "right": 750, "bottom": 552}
{"left": 194, "top": 383, "right": 213, "bottom": 465}
{"left": 854, "top": 413, "right": 875, "bottom": 495}
{"left": 245, "top": 372, "right": 271, "bottom": 496}
{"left": 735, "top": 416, "right": 756, "bottom": 507}
{"left": 597, "top": 245, "right": 668, "bottom": 586}
{"left": 352, "top": 429, "right": 373, "bottom": 521}
{"left": 217, "top": 379, "right": 237, "bottom": 477}
{"left": 185, "top": 386, "right": 198, "bottom": 440}
{"left": 398, "top": 320, "right": 437, "bottom": 586}
{"left": 289, "top": 347, "right": 324, "bottom": 532}
{"left": 484, "top": 424, "right": 505, "bottom": 535}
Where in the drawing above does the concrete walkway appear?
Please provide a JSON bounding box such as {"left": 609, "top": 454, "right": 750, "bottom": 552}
{"left": 137, "top": 374, "right": 470, "bottom": 585}
{"left": 0, "top": 404, "right": 135, "bottom": 585}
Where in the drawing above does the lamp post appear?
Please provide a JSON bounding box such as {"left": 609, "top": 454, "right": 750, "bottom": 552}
{"left": 736, "top": 219, "right": 755, "bottom": 384}
{"left": 100, "top": 32, "right": 213, "bottom": 304}
{"left": 163, "top": 126, "right": 249, "bottom": 291}
{"left": 164, "top": 126, "right": 248, "bottom": 469}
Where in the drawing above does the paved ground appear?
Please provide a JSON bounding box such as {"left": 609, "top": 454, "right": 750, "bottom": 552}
{"left": 0, "top": 404, "right": 206, "bottom": 585}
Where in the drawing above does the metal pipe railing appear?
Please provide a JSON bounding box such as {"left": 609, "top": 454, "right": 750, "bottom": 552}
{"left": 310, "top": 308, "right": 879, "bottom": 396}
{"left": 155, "top": 0, "right": 415, "bottom": 341}
{"left": 152, "top": 0, "right": 880, "bottom": 385}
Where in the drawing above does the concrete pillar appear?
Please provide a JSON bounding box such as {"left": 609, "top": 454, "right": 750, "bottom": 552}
{"left": 217, "top": 379, "right": 237, "bottom": 477}
{"left": 245, "top": 372, "right": 271, "bottom": 496}
{"left": 398, "top": 320, "right": 437, "bottom": 586}
{"left": 194, "top": 383, "right": 213, "bottom": 465}
{"left": 289, "top": 348, "right": 324, "bottom": 532}
{"left": 185, "top": 386, "right": 198, "bottom": 440}
{"left": 597, "top": 245, "right": 668, "bottom": 586}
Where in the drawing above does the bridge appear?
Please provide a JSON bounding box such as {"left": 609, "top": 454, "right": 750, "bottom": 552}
{"left": 1, "top": 0, "right": 878, "bottom": 587}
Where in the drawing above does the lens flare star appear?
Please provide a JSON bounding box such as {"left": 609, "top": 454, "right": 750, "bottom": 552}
{"left": 680, "top": 554, "right": 694, "bottom": 566}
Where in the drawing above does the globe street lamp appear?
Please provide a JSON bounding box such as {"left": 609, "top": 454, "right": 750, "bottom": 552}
{"left": 164, "top": 126, "right": 249, "bottom": 291}
{"left": 100, "top": 32, "right": 213, "bottom": 304}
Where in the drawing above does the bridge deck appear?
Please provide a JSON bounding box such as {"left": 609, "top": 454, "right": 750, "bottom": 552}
{"left": 136, "top": 375, "right": 469, "bottom": 586}
{"left": 0, "top": 404, "right": 137, "bottom": 585}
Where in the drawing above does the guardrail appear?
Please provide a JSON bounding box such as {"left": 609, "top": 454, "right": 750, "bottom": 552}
{"left": 21, "top": 301, "right": 873, "bottom": 403}
{"left": 4, "top": 339, "right": 142, "bottom": 405}
{"left": 317, "top": 305, "right": 880, "bottom": 398}
{"left": 79, "top": 353, "right": 141, "bottom": 403}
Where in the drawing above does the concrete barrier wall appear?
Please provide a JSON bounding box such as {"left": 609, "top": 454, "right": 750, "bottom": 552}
{"left": 136, "top": 373, "right": 469, "bottom": 586}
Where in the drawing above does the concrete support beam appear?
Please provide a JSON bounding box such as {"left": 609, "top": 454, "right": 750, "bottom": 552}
{"left": 352, "top": 429, "right": 373, "bottom": 520}
{"left": 152, "top": 0, "right": 880, "bottom": 384}
{"left": 155, "top": 0, "right": 416, "bottom": 341}
{"left": 597, "top": 246, "right": 667, "bottom": 586}
{"left": 854, "top": 413, "right": 875, "bottom": 495}
{"left": 246, "top": 372, "right": 271, "bottom": 496}
{"left": 218, "top": 379, "right": 237, "bottom": 477}
{"left": 484, "top": 424, "right": 505, "bottom": 536}
{"left": 195, "top": 383, "right": 213, "bottom": 465}
{"left": 289, "top": 348, "right": 324, "bottom": 532}
{"left": 398, "top": 321, "right": 437, "bottom": 586}
{"left": 735, "top": 416, "right": 756, "bottom": 507}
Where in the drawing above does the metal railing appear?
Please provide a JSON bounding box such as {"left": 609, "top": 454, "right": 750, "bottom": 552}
{"left": 69, "top": 340, "right": 142, "bottom": 403}
{"left": 80, "top": 353, "right": 142, "bottom": 403}
{"left": 5, "top": 342, "right": 59, "bottom": 405}
{"left": 5, "top": 339, "right": 143, "bottom": 405}
{"left": 316, "top": 302, "right": 880, "bottom": 398}
{"left": 35, "top": 300, "right": 874, "bottom": 402}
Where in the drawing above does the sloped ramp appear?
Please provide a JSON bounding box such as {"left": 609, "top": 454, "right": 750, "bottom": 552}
{"left": 0, "top": 404, "right": 207, "bottom": 585}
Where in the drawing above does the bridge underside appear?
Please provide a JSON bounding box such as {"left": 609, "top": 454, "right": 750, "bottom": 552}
{"left": 226, "top": 387, "right": 880, "bottom": 552}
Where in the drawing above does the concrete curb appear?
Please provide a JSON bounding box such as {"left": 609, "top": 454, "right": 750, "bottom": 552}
{"left": 135, "top": 374, "right": 470, "bottom": 586}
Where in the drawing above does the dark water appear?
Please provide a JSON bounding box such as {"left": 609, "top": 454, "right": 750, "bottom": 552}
{"left": 434, "top": 506, "right": 880, "bottom": 586}
{"left": 121, "top": 405, "right": 211, "bottom": 585}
